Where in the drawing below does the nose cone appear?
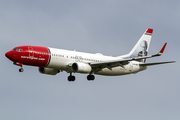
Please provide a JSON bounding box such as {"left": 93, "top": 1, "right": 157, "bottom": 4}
{"left": 5, "top": 51, "right": 14, "bottom": 60}
{"left": 5, "top": 51, "right": 10, "bottom": 58}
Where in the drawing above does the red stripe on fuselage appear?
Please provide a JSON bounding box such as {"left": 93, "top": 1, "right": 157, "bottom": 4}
{"left": 6, "top": 46, "right": 51, "bottom": 67}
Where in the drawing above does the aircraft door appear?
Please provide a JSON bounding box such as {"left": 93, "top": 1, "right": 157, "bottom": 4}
{"left": 28, "top": 47, "right": 34, "bottom": 57}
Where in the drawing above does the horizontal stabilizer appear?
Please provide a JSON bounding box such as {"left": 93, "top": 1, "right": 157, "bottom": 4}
{"left": 140, "top": 61, "right": 175, "bottom": 66}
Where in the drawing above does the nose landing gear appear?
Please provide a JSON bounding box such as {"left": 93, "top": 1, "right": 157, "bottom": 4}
{"left": 13, "top": 62, "right": 24, "bottom": 72}
{"left": 19, "top": 68, "right": 24, "bottom": 72}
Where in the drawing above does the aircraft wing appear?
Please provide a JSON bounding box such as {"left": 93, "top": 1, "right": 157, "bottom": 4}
{"left": 139, "top": 61, "right": 175, "bottom": 66}
{"left": 90, "top": 43, "right": 173, "bottom": 70}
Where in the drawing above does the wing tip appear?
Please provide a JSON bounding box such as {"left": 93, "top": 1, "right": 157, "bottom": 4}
{"left": 159, "top": 43, "right": 167, "bottom": 54}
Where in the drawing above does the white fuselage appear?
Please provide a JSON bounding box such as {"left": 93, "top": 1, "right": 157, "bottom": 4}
{"left": 47, "top": 48, "right": 147, "bottom": 76}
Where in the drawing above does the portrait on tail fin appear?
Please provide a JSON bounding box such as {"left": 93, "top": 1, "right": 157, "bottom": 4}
{"left": 128, "top": 28, "right": 153, "bottom": 63}
{"left": 138, "top": 40, "right": 148, "bottom": 62}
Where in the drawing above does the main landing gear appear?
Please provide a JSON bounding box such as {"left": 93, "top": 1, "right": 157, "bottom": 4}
{"left": 68, "top": 73, "right": 75, "bottom": 81}
{"left": 87, "top": 75, "right": 95, "bottom": 81}
{"left": 67, "top": 73, "right": 95, "bottom": 82}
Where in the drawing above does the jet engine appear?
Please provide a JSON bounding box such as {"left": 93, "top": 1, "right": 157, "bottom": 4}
{"left": 72, "top": 62, "right": 92, "bottom": 73}
{"left": 39, "top": 67, "right": 60, "bottom": 75}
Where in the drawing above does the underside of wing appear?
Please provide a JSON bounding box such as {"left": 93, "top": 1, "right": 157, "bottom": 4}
{"left": 139, "top": 61, "right": 176, "bottom": 66}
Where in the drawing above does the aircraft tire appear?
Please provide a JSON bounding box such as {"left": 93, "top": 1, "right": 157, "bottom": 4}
{"left": 68, "top": 76, "right": 75, "bottom": 81}
{"left": 19, "top": 68, "right": 24, "bottom": 72}
{"left": 87, "top": 75, "right": 95, "bottom": 81}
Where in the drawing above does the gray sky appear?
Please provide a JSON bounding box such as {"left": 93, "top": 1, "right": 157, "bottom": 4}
{"left": 0, "top": 0, "right": 179, "bottom": 120}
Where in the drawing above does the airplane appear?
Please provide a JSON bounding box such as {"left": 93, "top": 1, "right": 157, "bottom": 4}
{"left": 5, "top": 28, "right": 175, "bottom": 81}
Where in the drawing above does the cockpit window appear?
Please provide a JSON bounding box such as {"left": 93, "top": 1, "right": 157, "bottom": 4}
{"left": 13, "top": 49, "right": 23, "bottom": 51}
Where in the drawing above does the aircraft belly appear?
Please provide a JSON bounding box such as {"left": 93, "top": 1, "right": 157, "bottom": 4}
{"left": 95, "top": 67, "right": 127, "bottom": 76}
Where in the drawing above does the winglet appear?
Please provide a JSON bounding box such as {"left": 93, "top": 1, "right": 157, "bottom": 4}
{"left": 151, "top": 43, "right": 167, "bottom": 57}
{"left": 159, "top": 43, "right": 167, "bottom": 55}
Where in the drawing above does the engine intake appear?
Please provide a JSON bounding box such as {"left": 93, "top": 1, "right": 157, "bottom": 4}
{"left": 39, "top": 67, "right": 60, "bottom": 75}
{"left": 72, "top": 62, "right": 92, "bottom": 73}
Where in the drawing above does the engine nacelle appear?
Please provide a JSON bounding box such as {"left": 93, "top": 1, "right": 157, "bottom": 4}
{"left": 39, "top": 67, "right": 60, "bottom": 75}
{"left": 72, "top": 62, "right": 92, "bottom": 73}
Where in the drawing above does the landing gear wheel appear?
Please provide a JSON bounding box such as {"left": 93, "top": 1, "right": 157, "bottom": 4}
{"left": 19, "top": 68, "right": 24, "bottom": 72}
{"left": 68, "top": 76, "right": 75, "bottom": 81}
{"left": 87, "top": 75, "right": 95, "bottom": 81}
